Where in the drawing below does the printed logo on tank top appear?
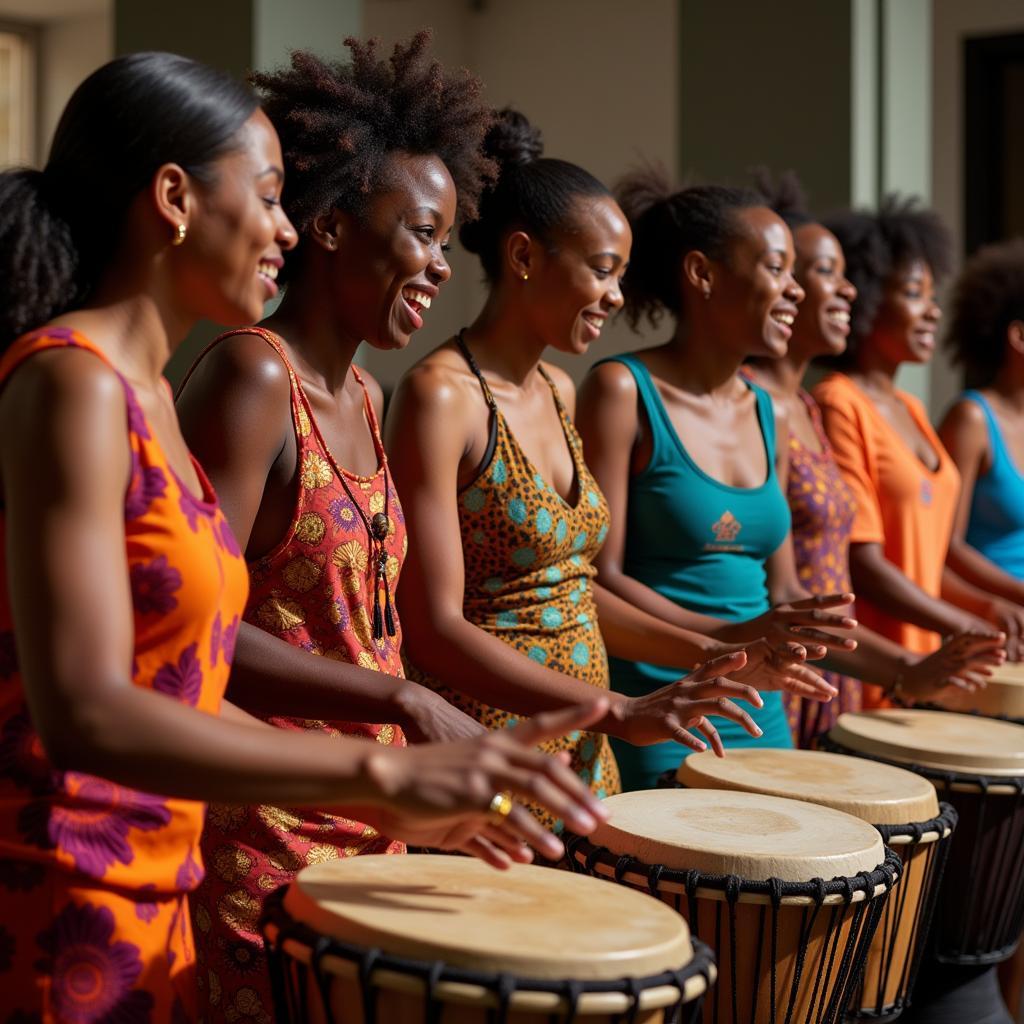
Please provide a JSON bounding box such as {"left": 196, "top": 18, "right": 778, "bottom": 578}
{"left": 706, "top": 510, "right": 744, "bottom": 551}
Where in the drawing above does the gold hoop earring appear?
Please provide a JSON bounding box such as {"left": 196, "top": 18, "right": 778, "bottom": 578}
{"left": 171, "top": 223, "right": 187, "bottom": 246}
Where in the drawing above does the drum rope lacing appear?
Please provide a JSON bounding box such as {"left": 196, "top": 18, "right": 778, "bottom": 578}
{"left": 820, "top": 735, "right": 1024, "bottom": 966}
{"left": 565, "top": 834, "right": 902, "bottom": 1024}
{"left": 261, "top": 885, "right": 716, "bottom": 1024}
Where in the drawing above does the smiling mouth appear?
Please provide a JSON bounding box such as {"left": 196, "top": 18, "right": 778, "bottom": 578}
{"left": 770, "top": 311, "right": 795, "bottom": 327}
{"left": 402, "top": 287, "right": 432, "bottom": 314}
{"left": 825, "top": 310, "right": 850, "bottom": 327}
{"left": 257, "top": 261, "right": 279, "bottom": 281}
{"left": 582, "top": 312, "right": 605, "bottom": 331}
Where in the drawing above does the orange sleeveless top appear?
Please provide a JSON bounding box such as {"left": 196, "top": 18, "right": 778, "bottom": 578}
{"left": 0, "top": 327, "right": 249, "bottom": 895}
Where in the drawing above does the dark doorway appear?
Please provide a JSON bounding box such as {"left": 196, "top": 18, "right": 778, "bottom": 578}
{"left": 964, "top": 32, "right": 1024, "bottom": 256}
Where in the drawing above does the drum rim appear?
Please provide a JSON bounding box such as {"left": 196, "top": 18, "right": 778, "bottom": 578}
{"left": 564, "top": 834, "right": 902, "bottom": 907}
{"left": 261, "top": 885, "right": 717, "bottom": 1013}
{"left": 829, "top": 710, "right": 1024, "bottom": 777}
{"left": 821, "top": 736, "right": 1024, "bottom": 793}
{"left": 656, "top": 769, "right": 952, "bottom": 835}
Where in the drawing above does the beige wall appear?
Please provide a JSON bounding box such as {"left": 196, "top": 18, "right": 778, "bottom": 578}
{"left": 360, "top": 0, "right": 680, "bottom": 389}
{"left": 37, "top": 8, "right": 111, "bottom": 161}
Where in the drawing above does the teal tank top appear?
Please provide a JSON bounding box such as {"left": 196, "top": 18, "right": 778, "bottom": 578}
{"left": 601, "top": 353, "right": 794, "bottom": 790}
{"left": 962, "top": 391, "right": 1024, "bottom": 581}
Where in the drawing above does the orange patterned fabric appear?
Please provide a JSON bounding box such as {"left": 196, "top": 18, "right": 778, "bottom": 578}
{"left": 0, "top": 328, "right": 249, "bottom": 1022}
{"left": 814, "top": 372, "right": 961, "bottom": 707}
{"left": 183, "top": 329, "right": 405, "bottom": 1024}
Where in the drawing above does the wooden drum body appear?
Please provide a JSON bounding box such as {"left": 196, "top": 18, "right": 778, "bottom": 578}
{"left": 825, "top": 709, "right": 1024, "bottom": 965}
{"left": 568, "top": 790, "right": 901, "bottom": 1024}
{"left": 261, "top": 854, "right": 715, "bottom": 1023}
{"left": 665, "top": 749, "right": 956, "bottom": 1022}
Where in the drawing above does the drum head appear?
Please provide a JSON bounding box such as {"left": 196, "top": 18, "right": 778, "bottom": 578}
{"left": 283, "top": 854, "right": 692, "bottom": 980}
{"left": 830, "top": 709, "right": 1024, "bottom": 776}
{"left": 930, "top": 662, "right": 1024, "bottom": 720}
{"left": 676, "top": 748, "right": 939, "bottom": 825}
{"left": 590, "top": 789, "right": 884, "bottom": 882}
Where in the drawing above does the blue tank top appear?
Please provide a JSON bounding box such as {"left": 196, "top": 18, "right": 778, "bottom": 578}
{"left": 601, "top": 354, "right": 794, "bottom": 790}
{"left": 962, "top": 390, "right": 1024, "bottom": 581}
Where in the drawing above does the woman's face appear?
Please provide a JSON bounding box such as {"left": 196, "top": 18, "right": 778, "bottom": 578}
{"left": 789, "top": 223, "right": 857, "bottom": 358}
{"left": 707, "top": 206, "right": 805, "bottom": 358}
{"left": 174, "top": 109, "right": 297, "bottom": 325}
{"left": 520, "top": 194, "right": 631, "bottom": 355}
{"left": 868, "top": 258, "right": 941, "bottom": 366}
{"left": 331, "top": 153, "right": 457, "bottom": 351}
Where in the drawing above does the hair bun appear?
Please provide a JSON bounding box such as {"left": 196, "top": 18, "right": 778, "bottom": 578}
{"left": 751, "top": 167, "right": 809, "bottom": 222}
{"left": 483, "top": 108, "right": 543, "bottom": 169}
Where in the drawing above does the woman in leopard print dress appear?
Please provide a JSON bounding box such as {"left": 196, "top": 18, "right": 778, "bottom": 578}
{"left": 388, "top": 110, "right": 834, "bottom": 827}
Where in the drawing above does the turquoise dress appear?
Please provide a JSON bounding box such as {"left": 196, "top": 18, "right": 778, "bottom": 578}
{"left": 603, "top": 354, "right": 794, "bottom": 790}
{"left": 961, "top": 390, "right": 1024, "bottom": 581}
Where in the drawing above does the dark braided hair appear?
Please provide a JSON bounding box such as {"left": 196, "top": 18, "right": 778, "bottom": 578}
{"left": 822, "top": 195, "right": 952, "bottom": 366}
{"left": 945, "top": 238, "right": 1024, "bottom": 389}
{"left": 752, "top": 168, "right": 814, "bottom": 232}
{"left": 0, "top": 52, "right": 257, "bottom": 351}
{"left": 253, "top": 32, "right": 496, "bottom": 273}
{"left": 459, "top": 108, "right": 612, "bottom": 282}
{"left": 615, "top": 165, "right": 761, "bottom": 329}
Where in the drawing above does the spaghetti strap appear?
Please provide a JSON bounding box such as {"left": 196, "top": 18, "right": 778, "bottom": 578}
{"left": 455, "top": 330, "right": 498, "bottom": 410}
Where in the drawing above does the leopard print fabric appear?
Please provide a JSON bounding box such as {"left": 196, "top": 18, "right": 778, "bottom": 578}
{"left": 405, "top": 341, "right": 620, "bottom": 829}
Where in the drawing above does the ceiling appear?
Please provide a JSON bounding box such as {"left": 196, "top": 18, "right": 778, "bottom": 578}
{"left": 0, "top": 0, "right": 108, "bottom": 23}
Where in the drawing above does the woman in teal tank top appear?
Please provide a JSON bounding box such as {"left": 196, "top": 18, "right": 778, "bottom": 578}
{"left": 939, "top": 241, "right": 1024, "bottom": 625}
{"left": 578, "top": 173, "right": 858, "bottom": 790}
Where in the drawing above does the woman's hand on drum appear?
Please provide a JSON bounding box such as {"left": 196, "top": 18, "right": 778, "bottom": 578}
{"left": 614, "top": 650, "right": 764, "bottom": 756}
{"left": 719, "top": 638, "right": 839, "bottom": 703}
{"left": 743, "top": 594, "right": 859, "bottom": 656}
{"left": 358, "top": 701, "right": 611, "bottom": 868}
{"left": 900, "top": 631, "right": 1008, "bottom": 701}
{"left": 975, "top": 598, "right": 1024, "bottom": 662}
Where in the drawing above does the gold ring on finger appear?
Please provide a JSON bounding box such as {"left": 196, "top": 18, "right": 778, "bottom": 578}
{"left": 488, "top": 791, "right": 514, "bottom": 823}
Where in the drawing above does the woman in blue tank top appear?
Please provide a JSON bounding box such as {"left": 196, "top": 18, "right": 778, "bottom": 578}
{"left": 940, "top": 240, "right": 1024, "bottom": 612}
{"left": 578, "top": 172, "right": 859, "bottom": 790}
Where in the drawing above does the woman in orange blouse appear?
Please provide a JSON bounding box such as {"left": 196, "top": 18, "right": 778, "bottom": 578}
{"left": 0, "top": 53, "right": 607, "bottom": 1023}
{"left": 814, "top": 197, "right": 1010, "bottom": 705}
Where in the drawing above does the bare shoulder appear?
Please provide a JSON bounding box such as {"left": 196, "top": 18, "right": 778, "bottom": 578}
{"left": 392, "top": 340, "right": 483, "bottom": 414}
{"left": 541, "top": 359, "right": 577, "bottom": 407}
{"left": 179, "top": 329, "right": 291, "bottom": 403}
{"left": 581, "top": 357, "right": 640, "bottom": 402}
{"left": 0, "top": 347, "right": 130, "bottom": 484}
{"left": 940, "top": 396, "right": 988, "bottom": 435}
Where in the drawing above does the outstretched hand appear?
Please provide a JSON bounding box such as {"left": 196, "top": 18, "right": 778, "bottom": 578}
{"left": 355, "top": 700, "right": 611, "bottom": 868}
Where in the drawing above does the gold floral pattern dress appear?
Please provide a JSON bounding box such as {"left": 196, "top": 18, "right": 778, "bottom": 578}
{"left": 405, "top": 338, "right": 620, "bottom": 830}
{"left": 182, "top": 329, "right": 406, "bottom": 1024}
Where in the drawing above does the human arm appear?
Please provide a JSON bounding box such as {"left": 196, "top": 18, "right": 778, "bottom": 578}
{"left": 174, "top": 332, "right": 483, "bottom": 742}
{"left": 939, "top": 398, "right": 1024, "bottom": 605}
{"left": 0, "top": 346, "right": 606, "bottom": 865}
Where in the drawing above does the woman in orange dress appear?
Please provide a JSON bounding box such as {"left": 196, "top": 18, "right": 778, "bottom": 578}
{"left": 0, "top": 53, "right": 608, "bottom": 1023}
{"left": 814, "top": 197, "right": 1010, "bottom": 706}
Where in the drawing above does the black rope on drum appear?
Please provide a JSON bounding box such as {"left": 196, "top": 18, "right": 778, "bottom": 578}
{"left": 562, "top": 978, "right": 584, "bottom": 1024}
{"left": 422, "top": 960, "right": 445, "bottom": 1024}
{"left": 488, "top": 972, "right": 515, "bottom": 1024}
{"left": 624, "top": 975, "right": 643, "bottom": 1024}
{"left": 357, "top": 947, "right": 381, "bottom": 1024}
{"left": 311, "top": 936, "right": 337, "bottom": 1024}
{"left": 725, "top": 875, "right": 741, "bottom": 1024}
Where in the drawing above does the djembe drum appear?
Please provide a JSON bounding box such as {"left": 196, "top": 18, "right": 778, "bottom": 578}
{"left": 824, "top": 709, "right": 1024, "bottom": 1022}
{"left": 663, "top": 748, "right": 956, "bottom": 1022}
{"left": 928, "top": 661, "right": 1024, "bottom": 722}
{"left": 262, "top": 854, "right": 716, "bottom": 1023}
{"left": 567, "top": 789, "right": 901, "bottom": 1024}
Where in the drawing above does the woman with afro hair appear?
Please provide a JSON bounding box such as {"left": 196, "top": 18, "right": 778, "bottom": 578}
{"left": 813, "top": 198, "right": 1015, "bottom": 704}
{"left": 175, "top": 36, "right": 606, "bottom": 1021}
{"left": 387, "top": 111, "right": 842, "bottom": 814}
{"left": 939, "top": 240, "right": 1024, "bottom": 601}
{"left": 745, "top": 174, "right": 1003, "bottom": 746}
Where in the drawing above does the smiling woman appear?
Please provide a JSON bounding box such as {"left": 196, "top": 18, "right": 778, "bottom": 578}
{"left": 386, "top": 111, "right": 840, "bottom": 824}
